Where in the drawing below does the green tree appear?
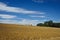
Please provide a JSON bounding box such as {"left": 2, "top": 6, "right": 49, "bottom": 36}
{"left": 44, "top": 20, "right": 53, "bottom": 26}
{"left": 37, "top": 23, "right": 44, "bottom": 26}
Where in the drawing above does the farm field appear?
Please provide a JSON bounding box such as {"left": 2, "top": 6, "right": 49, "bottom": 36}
{"left": 0, "top": 24, "right": 60, "bottom": 40}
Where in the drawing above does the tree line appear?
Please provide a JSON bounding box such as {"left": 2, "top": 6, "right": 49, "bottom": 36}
{"left": 37, "top": 20, "right": 60, "bottom": 28}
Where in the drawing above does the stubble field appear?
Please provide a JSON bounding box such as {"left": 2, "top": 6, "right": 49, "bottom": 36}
{"left": 0, "top": 24, "right": 60, "bottom": 40}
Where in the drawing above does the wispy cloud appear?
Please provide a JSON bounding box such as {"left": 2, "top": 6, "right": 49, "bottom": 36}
{"left": 32, "top": 0, "right": 58, "bottom": 3}
{"left": 30, "top": 15, "right": 45, "bottom": 18}
{"left": 0, "top": 19, "right": 18, "bottom": 24}
{"left": 0, "top": 2, "right": 46, "bottom": 25}
{"left": 0, "top": 14, "right": 16, "bottom": 19}
{"left": 18, "top": 19, "right": 40, "bottom": 25}
{"left": 0, "top": 2, "right": 45, "bottom": 14}
{"left": 19, "top": 19, "right": 47, "bottom": 25}
{"left": 32, "top": 0, "right": 44, "bottom": 3}
{"left": 0, "top": 19, "right": 45, "bottom": 25}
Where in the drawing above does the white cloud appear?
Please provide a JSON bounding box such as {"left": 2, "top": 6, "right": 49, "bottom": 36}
{"left": 18, "top": 19, "right": 46, "bottom": 25}
{"left": 0, "top": 14, "right": 16, "bottom": 19}
{"left": 32, "top": 0, "right": 58, "bottom": 3}
{"left": 18, "top": 19, "right": 40, "bottom": 25}
{"left": 0, "top": 19, "right": 41, "bottom": 26}
{"left": 0, "top": 2, "right": 45, "bottom": 14}
{"left": 30, "top": 15, "right": 45, "bottom": 18}
{"left": 0, "top": 18, "right": 46, "bottom": 26}
{"left": 0, "top": 19, "right": 18, "bottom": 24}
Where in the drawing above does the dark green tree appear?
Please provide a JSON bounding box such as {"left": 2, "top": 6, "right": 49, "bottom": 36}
{"left": 44, "top": 20, "right": 53, "bottom": 26}
{"left": 37, "top": 23, "right": 44, "bottom": 26}
{"left": 37, "top": 20, "right": 60, "bottom": 28}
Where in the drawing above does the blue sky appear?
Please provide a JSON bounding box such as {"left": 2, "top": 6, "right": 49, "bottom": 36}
{"left": 0, "top": 0, "right": 60, "bottom": 25}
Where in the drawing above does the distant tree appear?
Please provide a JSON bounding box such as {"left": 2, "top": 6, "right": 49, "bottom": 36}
{"left": 44, "top": 21, "right": 48, "bottom": 26}
{"left": 37, "top": 23, "right": 44, "bottom": 26}
{"left": 37, "top": 20, "right": 60, "bottom": 28}
{"left": 52, "top": 23, "right": 60, "bottom": 27}
{"left": 44, "top": 20, "right": 53, "bottom": 26}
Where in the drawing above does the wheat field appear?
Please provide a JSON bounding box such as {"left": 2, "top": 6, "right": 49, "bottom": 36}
{"left": 0, "top": 24, "right": 60, "bottom": 40}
